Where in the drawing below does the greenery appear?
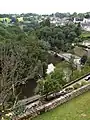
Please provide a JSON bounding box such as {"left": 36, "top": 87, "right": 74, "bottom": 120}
{"left": 36, "top": 21, "right": 81, "bottom": 52}
{"left": 73, "top": 83, "right": 81, "bottom": 89}
{"left": 0, "top": 23, "right": 49, "bottom": 110}
{"left": 13, "top": 103, "right": 25, "bottom": 117}
{"left": 80, "top": 31, "right": 90, "bottom": 39}
{"left": 0, "top": 13, "right": 89, "bottom": 118}
{"left": 80, "top": 81, "right": 88, "bottom": 86}
{"left": 35, "top": 60, "right": 90, "bottom": 98}
{"left": 32, "top": 91, "right": 90, "bottom": 120}
{"left": 35, "top": 69, "right": 64, "bottom": 99}
{"left": 35, "top": 61, "right": 76, "bottom": 98}
{"left": 65, "top": 87, "right": 74, "bottom": 93}
{"left": 71, "top": 65, "right": 90, "bottom": 80}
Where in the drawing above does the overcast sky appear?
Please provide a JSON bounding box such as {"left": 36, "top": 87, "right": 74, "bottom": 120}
{"left": 0, "top": 0, "right": 90, "bottom": 14}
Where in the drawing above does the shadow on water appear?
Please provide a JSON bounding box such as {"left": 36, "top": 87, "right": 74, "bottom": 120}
{"left": 17, "top": 79, "right": 37, "bottom": 100}
{"left": 17, "top": 54, "right": 64, "bottom": 100}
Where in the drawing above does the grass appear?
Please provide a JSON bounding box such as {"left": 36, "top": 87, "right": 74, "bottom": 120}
{"left": 80, "top": 31, "right": 90, "bottom": 38}
{"left": 55, "top": 61, "right": 69, "bottom": 68}
{"left": 55, "top": 61, "right": 90, "bottom": 82}
{"left": 74, "top": 46, "right": 86, "bottom": 57}
{"left": 0, "top": 17, "right": 11, "bottom": 23}
{"left": 72, "top": 65, "right": 90, "bottom": 80}
{"left": 32, "top": 91, "right": 90, "bottom": 120}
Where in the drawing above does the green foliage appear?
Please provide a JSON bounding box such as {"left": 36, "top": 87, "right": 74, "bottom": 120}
{"left": 40, "top": 18, "right": 50, "bottom": 27}
{"left": 35, "top": 79, "right": 45, "bottom": 96}
{"left": 35, "top": 76, "right": 61, "bottom": 97}
{"left": 80, "top": 31, "right": 90, "bottom": 40}
{"left": 0, "top": 24, "right": 49, "bottom": 110}
{"left": 75, "top": 23, "right": 82, "bottom": 36}
{"left": 73, "top": 83, "right": 81, "bottom": 89}
{"left": 65, "top": 87, "right": 74, "bottom": 93}
{"left": 35, "top": 67, "right": 66, "bottom": 97}
{"left": 50, "top": 68, "right": 66, "bottom": 86}
{"left": 36, "top": 23, "right": 81, "bottom": 52}
{"left": 71, "top": 65, "right": 90, "bottom": 81}
{"left": 2, "top": 116, "right": 11, "bottom": 120}
{"left": 68, "top": 55, "right": 75, "bottom": 78}
{"left": 0, "top": 16, "right": 82, "bottom": 112}
{"left": 80, "top": 81, "right": 88, "bottom": 86}
{"left": 13, "top": 103, "right": 25, "bottom": 117}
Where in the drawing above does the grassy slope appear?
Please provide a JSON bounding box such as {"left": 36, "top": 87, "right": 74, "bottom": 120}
{"left": 74, "top": 46, "right": 86, "bottom": 57}
{"left": 80, "top": 31, "right": 90, "bottom": 41}
{"left": 33, "top": 91, "right": 90, "bottom": 120}
{"left": 54, "top": 61, "right": 90, "bottom": 81}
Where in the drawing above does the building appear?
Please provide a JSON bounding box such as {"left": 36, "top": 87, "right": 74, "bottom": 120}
{"left": 46, "top": 63, "right": 55, "bottom": 74}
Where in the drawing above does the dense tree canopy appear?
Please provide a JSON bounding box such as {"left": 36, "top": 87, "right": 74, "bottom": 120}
{"left": 36, "top": 22, "right": 81, "bottom": 52}
{"left": 0, "top": 24, "right": 49, "bottom": 110}
{"left": 35, "top": 67, "right": 67, "bottom": 99}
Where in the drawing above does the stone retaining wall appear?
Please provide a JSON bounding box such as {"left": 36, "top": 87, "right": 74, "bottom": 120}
{"left": 17, "top": 84, "right": 90, "bottom": 120}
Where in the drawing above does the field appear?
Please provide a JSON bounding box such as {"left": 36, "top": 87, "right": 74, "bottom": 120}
{"left": 74, "top": 46, "right": 86, "bottom": 57}
{"left": 80, "top": 31, "right": 90, "bottom": 39}
{"left": 33, "top": 91, "right": 90, "bottom": 120}
{"left": 0, "top": 17, "right": 11, "bottom": 23}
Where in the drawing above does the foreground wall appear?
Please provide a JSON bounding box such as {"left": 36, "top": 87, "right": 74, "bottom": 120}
{"left": 17, "top": 84, "right": 90, "bottom": 120}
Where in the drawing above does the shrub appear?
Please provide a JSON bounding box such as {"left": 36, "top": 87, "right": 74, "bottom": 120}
{"left": 65, "top": 87, "right": 74, "bottom": 93}
{"left": 80, "top": 81, "right": 88, "bottom": 86}
{"left": 73, "top": 83, "right": 81, "bottom": 90}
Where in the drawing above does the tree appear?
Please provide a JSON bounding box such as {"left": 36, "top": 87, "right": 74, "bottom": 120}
{"left": 35, "top": 79, "right": 45, "bottom": 96}
{"left": 75, "top": 22, "right": 82, "bottom": 36}
{"left": 0, "top": 34, "right": 48, "bottom": 110}
{"left": 78, "top": 13, "right": 84, "bottom": 19}
{"left": 40, "top": 18, "right": 50, "bottom": 27}
{"left": 36, "top": 22, "right": 81, "bottom": 52}
{"left": 69, "top": 55, "right": 75, "bottom": 81}
{"left": 71, "top": 12, "right": 77, "bottom": 19}
{"left": 51, "top": 68, "right": 66, "bottom": 86}
{"left": 68, "top": 31, "right": 77, "bottom": 41}
{"left": 35, "top": 66, "right": 66, "bottom": 99}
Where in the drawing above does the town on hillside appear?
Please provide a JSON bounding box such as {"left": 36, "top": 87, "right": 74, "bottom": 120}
{"left": 1, "top": 12, "right": 90, "bottom": 31}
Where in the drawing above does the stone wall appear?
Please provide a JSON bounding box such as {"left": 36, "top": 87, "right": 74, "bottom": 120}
{"left": 17, "top": 84, "right": 90, "bottom": 120}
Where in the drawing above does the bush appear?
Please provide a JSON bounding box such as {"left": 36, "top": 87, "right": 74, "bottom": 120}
{"left": 80, "top": 81, "right": 88, "bottom": 86}
{"left": 73, "top": 83, "right": 81, "bottom": 90}
{"left": 65, "top": 87, "right": 74, "bottom": 93}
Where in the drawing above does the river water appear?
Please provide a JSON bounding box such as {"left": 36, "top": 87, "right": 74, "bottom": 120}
{"left": 17, "top": 79, "right": 37, "bottom": 100}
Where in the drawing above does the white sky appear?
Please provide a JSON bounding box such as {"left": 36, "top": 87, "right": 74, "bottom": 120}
{"left": 0, "top": 0, "right": 90, "bottom": 14}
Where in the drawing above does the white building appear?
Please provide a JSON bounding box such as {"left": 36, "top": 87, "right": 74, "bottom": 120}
{"left": 73, "top": 18, "right": 90, "bottom": 24}
{"left": 46, "top": 63, "right": 55, "bottom": 74}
